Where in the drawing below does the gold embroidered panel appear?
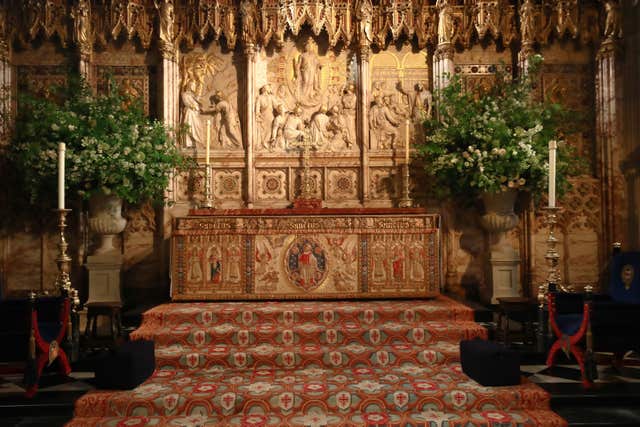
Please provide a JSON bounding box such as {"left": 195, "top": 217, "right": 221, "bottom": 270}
{"left": 171, "top": 209, "right": 440, "bottom": 300}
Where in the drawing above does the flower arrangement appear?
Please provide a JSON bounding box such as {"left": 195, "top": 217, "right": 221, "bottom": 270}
{"left": 8, "top": 76, "right": 190, "bottom": 205}
{"left": 416, "top": 55, "right": 581, "bottom": 204}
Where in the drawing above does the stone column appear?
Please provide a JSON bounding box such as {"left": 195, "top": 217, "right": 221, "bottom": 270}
{"left": 358, "top": 46, "right": 371, "bottom": 205}
{"left": 243, "top": 45, "right": 258, "bottom": 208}
{"left": 0, "top": 4, "right": 11, "bottom": 145}
{"left": 596, "top": 38, "right": 624, "bottom": 250}
{"left": 432, "top": 43, "right": 455, "bottom": 94}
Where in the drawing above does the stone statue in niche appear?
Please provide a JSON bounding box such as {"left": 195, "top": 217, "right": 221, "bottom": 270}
{"left": 604, "top": 0, "right": 622, "bottom": 40}
{"left": 294, "top": 38, "right": 323, "bottom": 99}
{"left": 240, "top": 0, "right": 258, "bottom": 44}
{"left": 202, "top": 91, "right": 243, "bottom": 148}
{"left": 256, "top": 84, "right": 280, "bottom": 150}
{"left": 154, "top": 0, "right": 175, "bottom": 48}
{"left": 340, "top": 83, "right": 357, "bottom": 147}
{"left": 519, "top": 0, "right": 536, "bottom": 44}
{"left": 370, "top": 95, "right": 401, "bottom": 150}
{"left": 181, "top": 78, "right": 203, "bottom": 148}
{"left": 436, "top": 0, "right": 455, "bottom": 44}
{"left": 356, "top": 0, "right": 374, "bottom": 46}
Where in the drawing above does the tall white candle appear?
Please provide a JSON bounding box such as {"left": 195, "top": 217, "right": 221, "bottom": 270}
{"left": 548, "top": 140, "right": 557, "bottom": 208}
{"left": 58, "top": 142, "right": 65, "bottom": 210}
{"left": 205, "top": 119, "right": 211, "bottom": 165}
{"left": 405, "top": 119, "right": 410, "bottom": 165}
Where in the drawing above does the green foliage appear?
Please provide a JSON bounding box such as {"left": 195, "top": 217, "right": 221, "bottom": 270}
{"left": 8, "top": 76, "right": 192, "bottom": 206}
{"left": 416, "top": 55, "right": 583, "bottom": 204}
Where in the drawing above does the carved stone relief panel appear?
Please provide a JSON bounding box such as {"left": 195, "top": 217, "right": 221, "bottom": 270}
{"left": 531, "top": 177, "right": 602, "bottom": 291}
{"left": 369, "top": 167, "right": 399, "bottom": 201}
{"left": 293, "top": 168, "right": 323, "bottom": 199}
{"left": 180, "top": 46, "right": 242, "bottom": 154}
{"left": 97, "top": 65, "right": 153, "bottom": 116}
{"left": 256, "top": 169, "right": 288, "bottom": 202}
{"left": 172, "top": 166, "right": 206, "bottom": 206}
{"left": 327, "top": 169, "right": 359, "bottom": 201}
{"left": 16, "top": 64, "right": 67, "bottom": 100}
{"left": 369, "top": 47, "right": 429, "bottom": 152}
{"left": 541, "top": 63, "right": 595, "bottom": 170}
{"left": 213, "top": 169, "right": 243, "bottom": 204}
{"left": 257, "top": 35, "right": 355, "bottom": 155}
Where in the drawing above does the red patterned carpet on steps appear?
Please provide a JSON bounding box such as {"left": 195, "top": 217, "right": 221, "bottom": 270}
{"left": 67, "top": 296, "right": 566, "bottom": 426}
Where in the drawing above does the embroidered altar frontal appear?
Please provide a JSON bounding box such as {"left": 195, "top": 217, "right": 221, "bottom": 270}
{"left": 171, "top": 209, "right": 440, "bottom": 300}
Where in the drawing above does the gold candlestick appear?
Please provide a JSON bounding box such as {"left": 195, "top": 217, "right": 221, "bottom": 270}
{"left": 55, "top": 208, "right": 73, "bottom": 295}
{"left": 398, "top": 163, "right": 413, "bottom": 208}
{"left": 201, "top": 164, "right": 214, "bottom": 209}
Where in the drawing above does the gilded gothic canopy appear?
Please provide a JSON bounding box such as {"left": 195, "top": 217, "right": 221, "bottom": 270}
{"left": 0, "top": 0, "right": 606, "bottom": 55}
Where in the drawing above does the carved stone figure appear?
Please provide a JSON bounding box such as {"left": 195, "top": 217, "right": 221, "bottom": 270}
{"left": 327, "top": 106, "right": 350, "bottom": 150}
{"left": 356, "top": 0, "right": 374, "bottom": 47}
{"left": 181, "top": 79, "right": 203, "bottom": 148}
{"left": 310, "top": 106, "right": 330, "bottom": 147}
{"left": 604, "top": 0, "right": 622, "bottom": 40}
{"left": 412, "top": 83, "right": 433, "bottom": 120}
{"left": 203, "top": 91, "right": 243, "bottom": 149}
{"left": 295, "top": 39, "right": 323, "bottom": 98}
{"left": 240, "top": 0, "right": 258, "bottom": 44}
{"left": 270, "top": 104, "right": 287, "bottom": 151}
{"left": 555, "top": 0, "right": 578, "bottom": 38}
{"left": 284, "top": 106, "right": 306, "bottom": 145}
{"left": 341, "top": 82, "right": 357, "bottom": 146}
{"left": 72, "top": 0, "right": 91, "bottom": 54}
{"left": 520, "top": 0, "right": 536, "bottom": 44}
{"left": 436, "top": 0, "right": 455, "bottom": 44}
{"left": 155, "top": 0, "right": 175, "bottom": 50}
{"left": 256, "top": 84, "right": 278, "bottom": 150}
{"left": 370, "top": 96, "right": 400, "bottom": 150}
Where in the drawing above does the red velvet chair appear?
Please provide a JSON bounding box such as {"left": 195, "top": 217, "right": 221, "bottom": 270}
{"left": 546, "top": 246, "right": 640, "bottom": 387}
{"left": 23, "top": 290, "right": 79, "bottom": 397}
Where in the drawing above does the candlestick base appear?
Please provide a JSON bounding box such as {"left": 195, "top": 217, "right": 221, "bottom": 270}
{"left": 398, "top": 163, "right": 413, "bottom": 208}
{"left": 200, "top": 164, "right": 214, "bottom": 209}
{"left": 54, "top": 209, "right": 73, "bottom": 294}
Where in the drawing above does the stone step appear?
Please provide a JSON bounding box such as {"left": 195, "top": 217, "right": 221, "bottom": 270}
{"left": 154, "top": 342, "right": 462, "bottom": 370}
{"left": 137, "top": 297, "right": 475, "bottom": 330}
{"left": 67, "top": 408, "right": 567, "bottom": 427}
{"left": 73, "top": 363, "right": 550, "bottom": 418}
{"left": 131, "top": 320, "right": 487, "bottom": 347}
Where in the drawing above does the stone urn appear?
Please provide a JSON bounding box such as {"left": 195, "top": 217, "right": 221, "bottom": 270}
{"left": 479, "top": 188, "right": 521, "bottom": 302}
{"left": 88, "top": 191, "right": 127, "bottom": 255}
{"left": 479, "top": 189, "right": 519, "bottom": 250}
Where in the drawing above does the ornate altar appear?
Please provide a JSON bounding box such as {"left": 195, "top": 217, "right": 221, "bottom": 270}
{"left": 171, "top": 208, "right": 440, "bottom": 300}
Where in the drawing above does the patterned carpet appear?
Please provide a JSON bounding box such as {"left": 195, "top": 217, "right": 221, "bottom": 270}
{"left": 66, "top": 297, "right": 566, "bottom": 426}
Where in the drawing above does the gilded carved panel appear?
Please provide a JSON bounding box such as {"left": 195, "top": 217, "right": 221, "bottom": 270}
{"left": 256, "top": 169, "right": 288, "bottom": 201}
{"left": 97, "top": 66, "right": 153, "bottom": 116}
{"left": 213, "top": 169, "right": 243, "bottom": 202}
{"left": 370, "top": 167, "right": 399, "bottom": 201}
{"left": 257, "top": 36, "right": 356, "bottom": 155}
{"left": 327, "top": 169, "right": 359, "bottom": 201}
{"left": 369, "top": 48, "right": 430, "bottom": 152}
{"left": 180, "top": 47, "right": 241, "bottom": 153}
{"left": 16, "top": 65, "right": 67, "bottom": 99}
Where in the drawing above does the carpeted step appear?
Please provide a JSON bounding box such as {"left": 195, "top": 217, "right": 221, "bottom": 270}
{"left": 73, "top": 363, "right": 551, "bottom": 419}
{"left": 67, "top": 407, "right": 568, "bottom": 427}
{"left": 154, "top": 342, "right": 463, "bottom": 370}
{"left": 133, "top": 296, "right": 475, "bottom": 332}
{"left": 132, "top": 320, "right": 487, "bottom": 348}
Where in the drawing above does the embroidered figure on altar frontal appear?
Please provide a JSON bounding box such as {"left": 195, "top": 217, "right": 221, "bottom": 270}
{"left": 206, "top": 244, "right": 222, "bottom": 284}
{"left": 286, "top": 238, "right": 328, "bottom": 292}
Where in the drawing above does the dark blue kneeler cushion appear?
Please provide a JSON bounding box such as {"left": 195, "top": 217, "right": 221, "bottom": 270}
{"left": 94, "top": 340, "right": 155, "bottom": 390}
{"left": 556, "top": 313, "right": 584, "bottom": 336}
{"left": 460, "top": 339, "right": 520, "bottom": 386}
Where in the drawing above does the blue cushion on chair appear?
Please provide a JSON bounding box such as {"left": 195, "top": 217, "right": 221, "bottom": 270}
{"left": 556, "top": 313, "right": 584, "bottom": 336}
{"left": 610, "top": 252, "right": 640, "bottom": 304}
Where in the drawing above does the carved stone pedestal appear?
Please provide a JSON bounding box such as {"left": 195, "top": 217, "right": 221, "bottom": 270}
{"left": 488, "top": 251, "right": 521, "bottom": 304}
{"left": 85, "top": 253, "right": 123, "bottom": 304}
